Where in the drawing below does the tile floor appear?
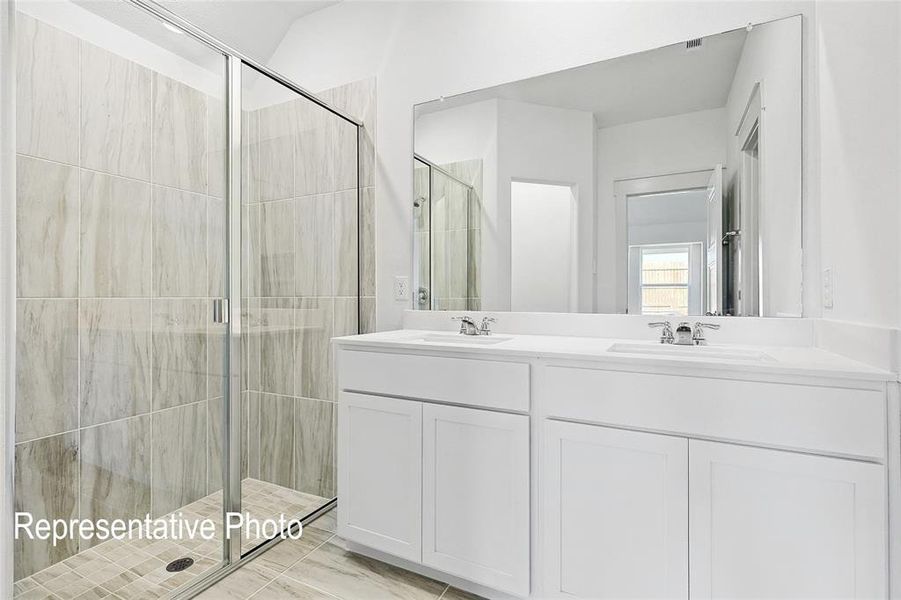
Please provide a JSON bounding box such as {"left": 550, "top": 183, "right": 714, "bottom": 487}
{"left": 196, "top": 513, "right": 482, "bottom": 600}
{"left": 13, "top": 479, "right": 329, "bottom": 600}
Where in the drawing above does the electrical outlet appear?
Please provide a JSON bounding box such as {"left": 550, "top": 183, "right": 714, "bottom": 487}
{"left": 394, "top": 276, "right": 410, "bottom": 301}
{"left": 823, "top": 267, "right": 834, "bottom": 309}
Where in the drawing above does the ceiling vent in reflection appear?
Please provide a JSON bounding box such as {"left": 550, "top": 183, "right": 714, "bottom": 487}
{"left": 685, "top": 38, "right": 703, "bottom": 51}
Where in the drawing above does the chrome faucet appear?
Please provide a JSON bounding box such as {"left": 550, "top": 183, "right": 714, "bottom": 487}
{"left": 452, "top": 315, "right": 496, "bottom": 336}
{"left": 649, "top": 321, "right": 675, "bottom": 344}
{"left": 649, "top": 320, "right": 720, "bottom": 345}
{"left": 691, "top": 321, "right": 720, "bottom": 345}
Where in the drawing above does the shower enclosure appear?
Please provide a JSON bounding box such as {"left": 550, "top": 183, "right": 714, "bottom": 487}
{"left": 413, "top": 154, "right": 481, "bottom": 311}
{"left": 4, "top": 0, "right": 370, "bottom": 597}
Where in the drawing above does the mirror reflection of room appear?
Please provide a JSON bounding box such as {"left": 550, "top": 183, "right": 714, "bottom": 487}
{"left": 413, "top": 15, "right": 801, "bottom": 317}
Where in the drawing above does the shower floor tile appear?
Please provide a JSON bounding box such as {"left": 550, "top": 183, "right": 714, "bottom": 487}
{"left": 14, "top": 479, "right": 329, "bottom": 600}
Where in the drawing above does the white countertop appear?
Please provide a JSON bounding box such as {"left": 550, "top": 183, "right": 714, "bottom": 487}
{"left": 334, "top": 329, "right": 896, "bottom": 383}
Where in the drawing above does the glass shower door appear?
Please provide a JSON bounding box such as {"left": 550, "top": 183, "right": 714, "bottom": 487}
{"left": 239, "top": 64, "right": 359, "bottom": 554}
{"left": 12, "top": 2, "right": 229, "bottom": 595}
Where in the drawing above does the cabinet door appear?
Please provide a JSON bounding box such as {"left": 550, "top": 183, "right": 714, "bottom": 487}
{"left": 543, "top": 420, "right": 688, "bottom": 599}
{"left": 689, "top": 440, "right": 886, "bottom": 599}
{"left": 422, "top": 403, "right": 530, "bottom": 596}
{"left": 337, "top": 392, "right": 422, "bottom": 561}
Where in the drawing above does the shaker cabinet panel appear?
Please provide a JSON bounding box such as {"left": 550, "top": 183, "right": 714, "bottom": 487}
{"left": 337, "top": 392, "right": 422, "bottom": 562}
{"left": 543, "top": 420, "right": 688, "bottom": 599}
{"left": 689, "top": 440, "right": 886, "bottom": 599}
{"left": 422, "top": 403, "right": 530, "bottom": 596}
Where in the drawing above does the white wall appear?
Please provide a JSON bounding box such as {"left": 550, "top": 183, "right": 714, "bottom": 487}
{"left": 596, "top": 107, "right": 727, "bottom": 312}
{"left": 816, "top": 1, "right": 900, "bottom": 327}
{"left": 511, "top": 182, "right": 577, "bottom": 312}
{"left": 264, "top": 0, "right": 901, "bottom": 330}
{"left": 496, "top": 99, "right": 595, "bottom": 311}
{"left": 725, "top": 15, "right": 803, "bottom": 317}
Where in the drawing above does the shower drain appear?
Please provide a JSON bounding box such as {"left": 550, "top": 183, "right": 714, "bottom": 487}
{"left": 166, "top": 557, "right": 195, "bottom": 573}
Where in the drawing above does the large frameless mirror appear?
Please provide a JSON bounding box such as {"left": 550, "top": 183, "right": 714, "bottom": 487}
{"left": 413, "top": 15, "right": 802, "bottom": 317}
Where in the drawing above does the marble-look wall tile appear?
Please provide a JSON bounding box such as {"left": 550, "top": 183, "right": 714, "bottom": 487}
{"left": 151, "top": 402, "right": 207, "bottom": 517}
{"left": 295, "top": 101, "right": 356, "bottom": 195}
{"left": 208, "top": 321, "right": 226, "bottom": 401}
{"left": 259, "top": 298, "right": 295, "bottom": 396}
{"left": 16, "top": 156, "right": 78, "bottom": 298}
{"left": 468, "top": 227, "right": 481, "bottom": 301}
{"left": 16, "top": 14, "right": 79, "bottom": 164}
{"left": 80, "top": 416, "right": 151, "bottom": 543}
{"left": 246, "top": 391, "right": 261, "bottom": 480}
{"left": 259, "top": 393, "right": 293, "bottom": 488}
{"left": 294, "top": 101, "right": 330, "bottom": 197}
{"left": 152, "top": 185, "right": 208, "bottom": 297}
{"left": 331, "top": 117, "right": 359, "bottom": 193}
{"left": 242, "top": 297, "right": 261, "bottom": 393}
{"left": 296, "top": 298, "right": 334, "bottom": 401}
{"left": 242, "top": 203, "right": 261, "bottom": 298}
{"left": 414, "top": 164, "right": 430, "bottom": 233}
{"left": 16, "top": 299, "right": 78, "bottom": 442}
{"left": 207, "top": 397, "right": 224, "bottom": 493}
{"left": 242, "top": 110, "right": 260, "bottom": 205}
{"left": 361, "top": 297, "right": 377, "bottom": 334}
{"left": 296, "top": 194, "right": 334, "bottom": 297}
{"left": 333, "top": 297, "right": 359, "bottom": 338}
{"left": 361, "top": 187, "right": 376, "bottom": 297}
{"left": 152, "top": 299, "right": 208, "bottom": 411}
{"left": 258, "top": 100, "right": 295, "bottom": 202}
{"left": 80, "top": 41, "right": 151, "bottom": 181}
{"left": 294, "top": 398, "right": 335, "bottom": 498}
{"left": 320, "top": 78, "right": 376, "bottom": 188}
{"left": 80, "top": 171, "right": 152, "bottom": 297}
{"left": 334, "top": 190, "right": 359, "bottom": 297}
{"left": 152, "top": 74, "right": 208, "bottom": 194}
{"left": 14, "top": 433, "right": 79, "bottom": 579}
{"left": 260, "top": 199, "right": 295, "bottom": 297}
{"left": 80, "top": 299, "right": 151, "bottom": 427}
{"left": 207, "top": 97, "right": 227, "bottom": 199}
{"left": 208, "top": 196, "right": 226, "bottom": 297}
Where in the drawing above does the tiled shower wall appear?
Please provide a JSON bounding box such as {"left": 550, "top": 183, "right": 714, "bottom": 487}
{"left": 238, "top": 77, "right": 377, "bottom": 502}
{"left": 13, "top": 12, "right": 376, "bottom": 580}
{"left": 14, "top": 12, "right": 228, "bottom": 580}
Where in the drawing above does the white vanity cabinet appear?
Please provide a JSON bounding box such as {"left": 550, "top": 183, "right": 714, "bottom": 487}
{"left": 542, "top": 421, "right": 688, "bottom": 599}
{"left": 422, "top": 403, "right": 530, "bottom": 595}
{"left": 688, "top": 440, "right": 886, "bottom": 599}
{"left": 335, "top": 335, "right": 894, "bottom": 600}
{"left": 336, "top": 348, "right": 532, "bottom": 597}
{"left": 540, "top": 363, "right": 888, "bottom": 600}
{"left": 338, "top": 392, "right": 423, "bottom": 561}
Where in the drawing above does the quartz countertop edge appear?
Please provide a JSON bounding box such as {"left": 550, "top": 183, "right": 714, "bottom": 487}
{"left": 333, "top": 330, "right": 897, "bottom": 383}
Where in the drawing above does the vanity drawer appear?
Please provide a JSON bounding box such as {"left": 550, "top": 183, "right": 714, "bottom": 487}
{"left": 338, "top": 349, "right": 530, "bottom": 412}
{"left": 543, "top": 366, "right": 885, "bottom": 461}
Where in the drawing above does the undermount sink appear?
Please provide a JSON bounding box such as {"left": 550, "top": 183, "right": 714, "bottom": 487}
{"left": 607, "top": 342, "right": 775, "bottom": 362}
{"left": 414, "top": 333, "right": 513, "bottom": 345}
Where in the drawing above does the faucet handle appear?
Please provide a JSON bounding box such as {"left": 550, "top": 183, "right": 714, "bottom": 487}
{"left": 692, "top": 321, "right": 720, "bottom": 345}
{"left": 648, "top": 321, "right": 674, "bottom": 344}
{"left": 479, "top": 317, "right": 497, "bottom": 335}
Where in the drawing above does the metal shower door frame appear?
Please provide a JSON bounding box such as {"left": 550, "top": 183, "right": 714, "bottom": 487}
{"left": 119, "top": 1, "right": 364, "bottom": 597}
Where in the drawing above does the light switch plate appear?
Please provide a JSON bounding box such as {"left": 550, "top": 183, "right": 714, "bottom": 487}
{"left": 394, "top": 276, "right": 410, "bottom": 301}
